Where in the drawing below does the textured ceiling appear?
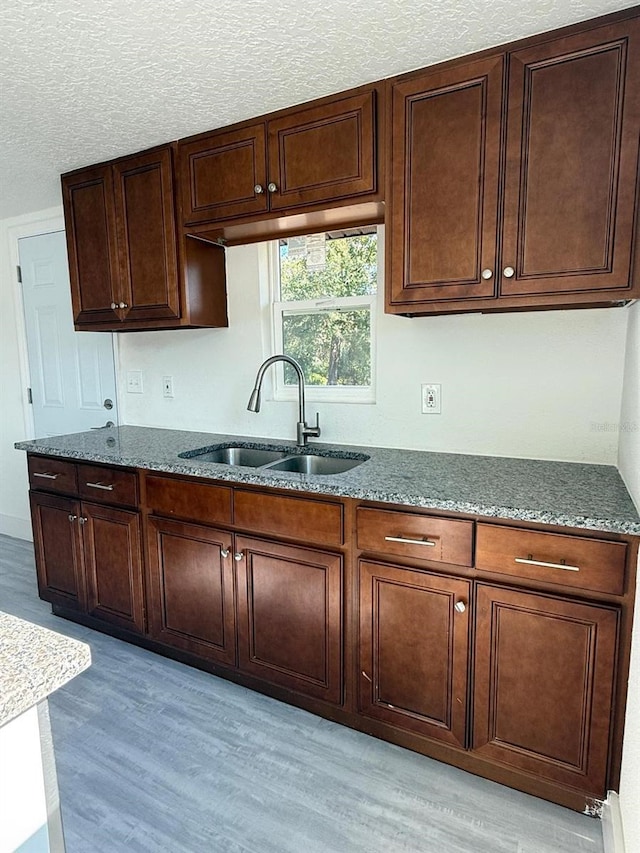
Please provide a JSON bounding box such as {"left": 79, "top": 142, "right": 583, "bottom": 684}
{"left": 0, "top": 0, "right": 634, "bottom": 219}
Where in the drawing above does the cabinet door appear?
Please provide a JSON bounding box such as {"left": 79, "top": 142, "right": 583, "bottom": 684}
{"left": 359, "top": 560, "right": 470, "bottom": 748}
{"left": 113, "top": 147, "right": 180, "bottom": 323}
{"left": 178, "top": 124, "right": 268, "bottom": 224}
{"left": 235, "top": 535, "right": 342, "bottom": 704}
{"left": 146, "top": 517, "right": 236, "bottom": 666}
{"left": 62, "top": 164, "right": 119, "bottom": 325}
{"left": 30, "top": 492, "right": 85, "bottom": 611}
{"left": 501, "top": 18, "right": 640, "bottom": 297}
{"left": 267, "top": 89, "right": 377, "bottom": 211}
{"left": 387, "top": 55, "right": 503, "bottom": 307}
{"left": 82, "top": 502, "right": 144, "bottom": 633}
{"left": 473, "top": 585, "right": 618, "bottom": 797}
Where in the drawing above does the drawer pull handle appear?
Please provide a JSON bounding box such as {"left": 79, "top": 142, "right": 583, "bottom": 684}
{"left": 385, "top": 536, "right": 436, "bottom": 547}
{"left": 33, "top": 472, "right": 58, "bottom": 480}
{"left": 362, "top": 671, "right": 372, "bottom": 683}
{"left": 514, "top": 556, "right": 580, "bottom": 572}
{"left": 85, "top": 482, "right": 114, "bottom": 491}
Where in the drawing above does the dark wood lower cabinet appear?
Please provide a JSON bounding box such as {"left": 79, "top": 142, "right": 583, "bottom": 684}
{"left": 82, "top": 502, "right": 144, "bottom": 633}
{"left": 235, "top": 535, "right": 343, "bottom": 704}
{"left": 359, "top": 560, "right": 470, "bottom": 748}
{"left": 473, "top": 584, "right": 618, "bottom": 797}
{"left": 30, "top": 491, "right": 85, "bottom": 611}
{"left": 146, "top": 516, "right": 236, "bottom": 665}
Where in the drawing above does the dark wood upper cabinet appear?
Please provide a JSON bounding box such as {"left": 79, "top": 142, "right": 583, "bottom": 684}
{"left": 112, "top": 148, "right": 180, "bottom": 322}
{"left": 267, "top": 90, "right": 376, "bottom": 211}
{"left": 179, "top": 87, "right": 379, "bottom": 229}
{"left": 178, "top": 123, "right": 269, "bottom": 225}
{"left": 387, "top": 13, "right": 640, "bottom": 314}
{"left": 473, "top": 584, "right": 618, "bottom": 798}
{"left": 359, "top": 560, "right": 470, "bottom": 748}
{"left": 63, "top": 164, "right": 120, "bottom": 326}
{"left": 501, "top": 19, "right": 640, "bottom": 297}
{"left": 388, "top": 55, "right": 504, "bottom": 306}
{"left": 62, "top": 145, "right": 228, "bottom": 332}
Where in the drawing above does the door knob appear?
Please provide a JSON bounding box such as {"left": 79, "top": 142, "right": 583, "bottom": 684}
{"left": 110, "top": 302, "right": 117, "bottom": 309}
{"left": 503, "top": 266, "right": 515, "bottom": 278}
{"left": 118, "top": 302, "right": 128, "bottom": 309}
{"left": 103, "top": 398, "right": 113, "bottom": 410}
{"left": 481, "top": 269, "right": 493, "bottom": 280}
{"left": 68, "top": 514, "right": 77, "bottom": 522}
{"left": 454, "top": 601, "right": 466, "bottom": 613}
{"left": 220, "top": 548, "right": 230, "bottom": 558}
{"left": 234, "top": 552, "right": 244, "bottom": 561}
{"left": 254, "top": 184, "right": 264, "bottom": 194}
{"left": 267, "top": 182, "right": 278, "bottom": 193}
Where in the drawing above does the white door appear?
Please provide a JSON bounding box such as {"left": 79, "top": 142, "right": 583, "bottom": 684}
{"left": 19, "top": 231, "right": 118, "bottom": 437}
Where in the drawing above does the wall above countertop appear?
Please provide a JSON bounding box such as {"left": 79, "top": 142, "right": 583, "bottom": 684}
{"left": 116, "top": 243, "right": 629, "bottom": 467}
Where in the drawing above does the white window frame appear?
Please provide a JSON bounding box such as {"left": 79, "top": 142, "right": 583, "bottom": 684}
{"left": 268, "top": 228, "right": 380, "bottom": 404}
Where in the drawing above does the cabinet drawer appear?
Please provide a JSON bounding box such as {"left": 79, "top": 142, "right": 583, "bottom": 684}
{"left": 476, "top": 523, "right": 626, "bottom": 595}
{"left": 77, "top": 464, "right": 138, "bottom": 507}
{"left": 234, "top": 490, "right": 343, "bottom": 546}
{"left": 145, "top": 475, "right": 232, "bottom": 526}
{"left": 357, "top": 507, "right": 473, "bottom": 567}
{"left": 28, "top": 456, "right": 78, "bottom": 495}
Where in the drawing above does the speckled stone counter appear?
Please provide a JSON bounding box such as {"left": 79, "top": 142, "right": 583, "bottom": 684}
{"left": 0, "top": 611, "right": 91, "bottom": 727}
{"left": 15, "top": 424, "right": 640, "bottom": 536}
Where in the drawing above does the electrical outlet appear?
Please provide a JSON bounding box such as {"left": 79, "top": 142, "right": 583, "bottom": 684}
{"left": 421, "top": 383, "right": 441, "bottom": 414}
{"left": 127, "top": 370, "right": 143, "bottom": 394}
{"left": 162, "top": 376, "right": 174, "bottom": 398}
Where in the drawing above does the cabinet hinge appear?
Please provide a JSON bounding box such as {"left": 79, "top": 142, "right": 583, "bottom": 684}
{"left": 16, "top": 265, "right": 22, "bottom": 283}
{"left": 27, "top": 387, "right": 32, "bottom": 404}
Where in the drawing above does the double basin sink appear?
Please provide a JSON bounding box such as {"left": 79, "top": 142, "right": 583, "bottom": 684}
{"left": 178, "top": 443, "right": 369, "bottom": 475}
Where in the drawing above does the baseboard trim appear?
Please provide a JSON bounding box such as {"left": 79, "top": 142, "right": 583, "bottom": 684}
{"left": 602, "top": 791, "right": 626, "bottom": 853}
{"left": 0, "top": 513, "right": 32, "bottom": 542}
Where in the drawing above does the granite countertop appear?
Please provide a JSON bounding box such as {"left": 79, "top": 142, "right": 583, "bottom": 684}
{"left": 15, "top": 424, "right": 640, "bottom": 536}
{"left": 0, "top": 611, "right": 91, "bottom": 727}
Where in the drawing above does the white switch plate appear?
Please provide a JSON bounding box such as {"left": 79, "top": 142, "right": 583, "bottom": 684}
{"left": 162, "top": 376, "right": 174, "bottom": 398}
{"left": 127, "top": 370, "right": 143, "bottom": 394}
{"left": 421, "top": 383, "right": 441, "bottom": 414}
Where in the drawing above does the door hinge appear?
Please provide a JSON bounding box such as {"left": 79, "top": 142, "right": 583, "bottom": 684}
{"left": 16, "top": 265, "right": 22, "bottom": 283}
{"left": 27, "top": 387, "right": 32, "bottom": 404}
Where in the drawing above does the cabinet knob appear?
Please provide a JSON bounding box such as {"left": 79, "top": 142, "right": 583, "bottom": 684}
{"left": 503, "top": 266, "right": 515, "bottom": 278}
{"left": 78, "top": 516, "right": 88, "bottom": 525}
{"left": 254, "top": 184, "right": 264, "bottom": 194}
{"left": 118, "top": 302, "right": 128, "bottom": 309}
{"left": 234, "top": 552, "right": 244, "bottom": 561}
{"left": 481, "top": 268, "right": 493, "bottom": 280}
{"left": 454, "top": 601, "right": 466, "bottom": 613}
{"left": 68, "top": 514, "right": 77, "bottom": 522}
{"left": 267, "top": 182, "right": 278, "bottom": 193}
{"left": 220, "top": 548, "right": 230, "bottom": 558}
{"left": 110, "top": 302, "right": 117, "bottom": 310}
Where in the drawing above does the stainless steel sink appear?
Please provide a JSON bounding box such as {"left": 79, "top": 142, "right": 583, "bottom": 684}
{"left": 265, "top": 453, "right": 365, "bottom": 475}
{"left": 179, "top": 445, "right": 287, "bottom": 467}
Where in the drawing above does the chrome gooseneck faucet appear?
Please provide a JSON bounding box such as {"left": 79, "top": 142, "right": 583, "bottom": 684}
{"left": 247, "top": 355, "right": 321, "bottom": 447}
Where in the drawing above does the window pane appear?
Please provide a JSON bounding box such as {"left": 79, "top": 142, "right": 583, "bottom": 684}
{"left": 282, "top": 309, "right": 371, "bottom": 386}
{"left": 279, "top": 232, "right": 377, "bottom": 301}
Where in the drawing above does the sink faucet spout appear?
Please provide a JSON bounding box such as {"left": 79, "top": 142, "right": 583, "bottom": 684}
{"left": 247, "top": 355, "right": 321, "bottom": 447}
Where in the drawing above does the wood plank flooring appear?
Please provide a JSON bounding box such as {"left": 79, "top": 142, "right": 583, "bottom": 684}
{"left": 0, "top": 534, "right": 605, "bottom": 853}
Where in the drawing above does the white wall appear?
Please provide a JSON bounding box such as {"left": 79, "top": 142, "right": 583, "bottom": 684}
{"left": 618, "top": 299, "right": 640, "bottom": 853}
{"left": 119, "top": 243, "right": 627, "bottom": 465}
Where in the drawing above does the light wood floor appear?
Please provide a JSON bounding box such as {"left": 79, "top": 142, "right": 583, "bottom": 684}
{"left": 1, "top": 534, "right": 604, "bottom": 853}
